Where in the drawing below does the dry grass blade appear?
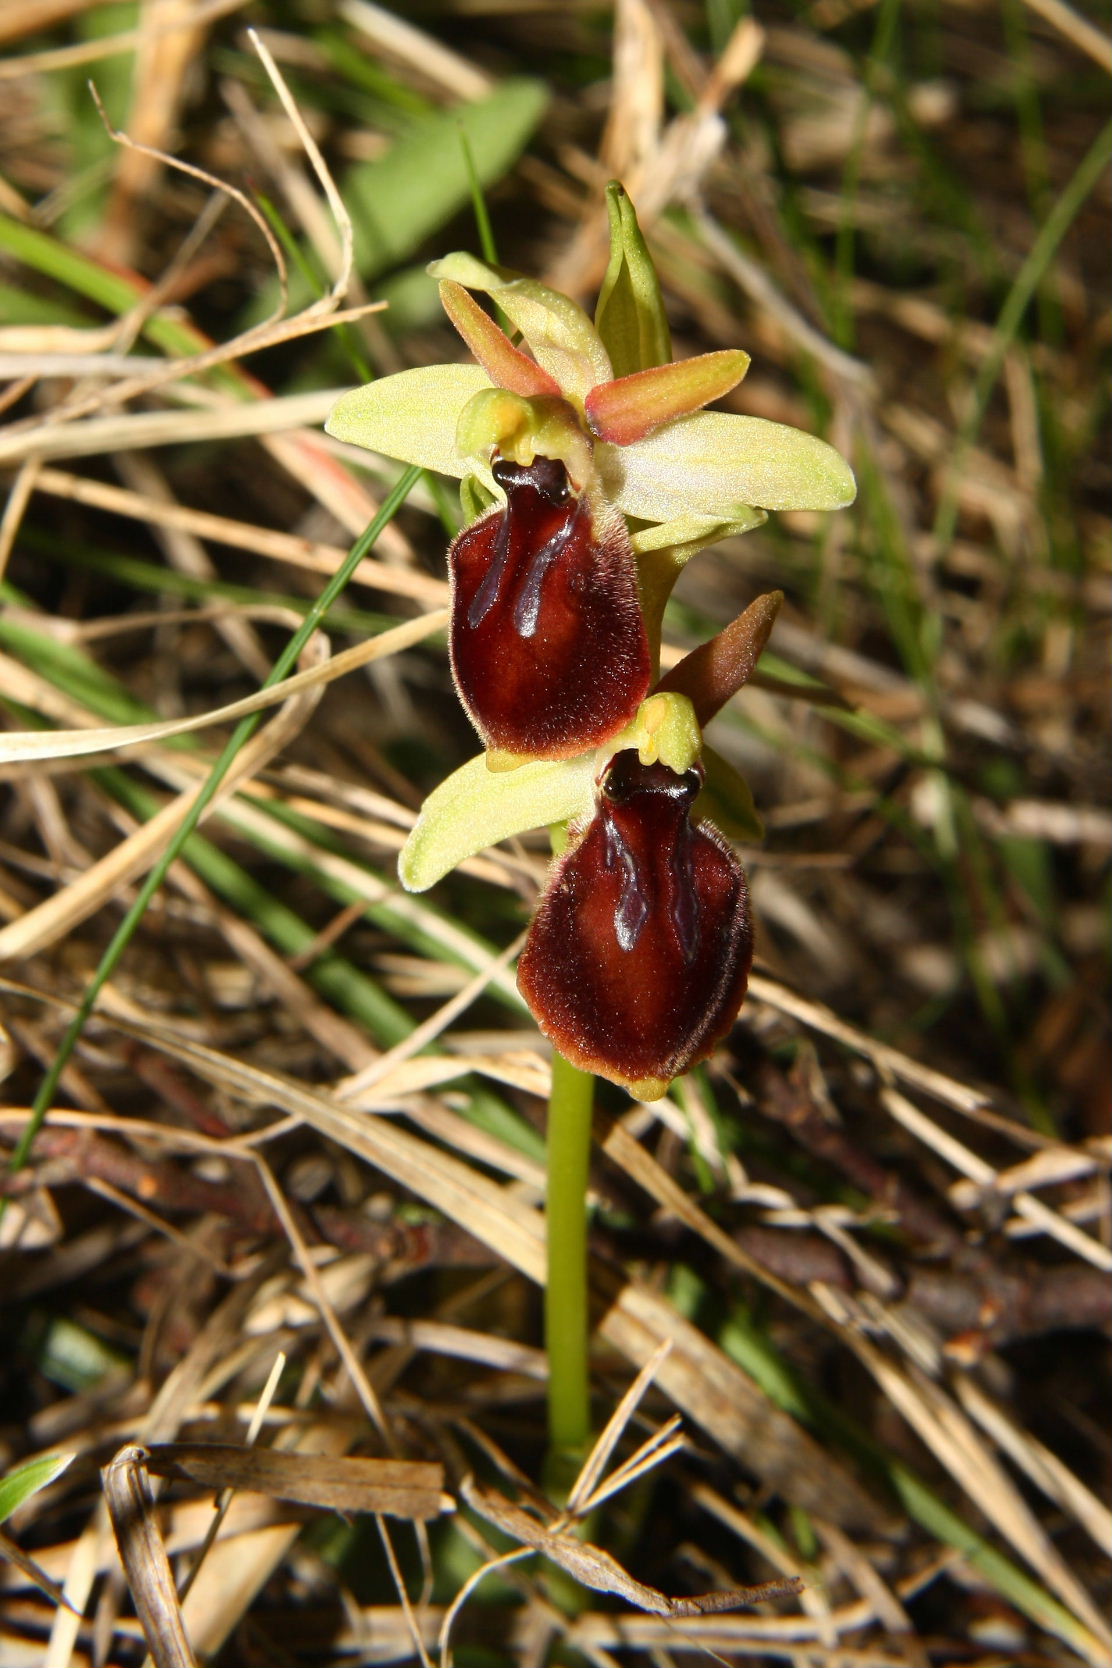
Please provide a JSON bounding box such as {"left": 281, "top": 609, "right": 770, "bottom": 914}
{"left": 89, "top": 77, "right": 289, "bottom": 316}
{"left": 461, "top": 1477, "right": 803, "bottom": 1617}
{"left": 171, "top": 1349, "right": 288, "bottom": 1604}
{"left": 0, "top": 1529, "right": 75, "bottom": 1615}
{"left": 820, "top": 1303, "right": 1112, "bottom": 1660}
{"left": 690, "top": 201, "right": 875, "bottom": 392}
{"left": 340, "top": 0, "right": 493, "bottom": 100}
{"left": 0, "top": 390, "right": 344, "bottom": 466}
{"left": 0, "top": 617, "right": 335, "bottom": 960}
{"left": 143, "top": 1445, "right": 449, "bottom": 1520}
{"left": 336, "top": 929, "right": 526, "bottom": 1102}
{"left": 176, "top": 1424, "right": 370, "bottom": 1661}
{"left": 566, "top": 1339, "right": 675, "bottom": 1514}
{"left": 101, "top": 1446, "right": 197, "bottom": 1668}
{"left": 881, "top": 1085, "right": 1112, "bottom": 1270}
{"left": 1020, "top": 0, "right": 1112, "bottom": 70}
{"left": 0, "top": 606, "right": 448, "bottom": 765}
{"left": 0, "top": 458, "right": 40, "bottom": 580}
{"left": 435, "top": 1543, "right": 534, "bottom": 1668}
{"left": 572, "top": 1418, "right": 686, "bottom": 1518}
{"left": 747, "top": 974, "right": 994, "bottom": 1118}
{"left": 248, "top": 27, "right": 355, "bottom": 308}
{"left": 0, "top": 976, "right": 887, "bottom": 1534}
{"left": 0, "top": 0, "right": 244, "bottom": 71}
{"left": 18, "top": 466, "right": 446, "bottom": 604}
{"left": 953, "top": 1374, "right": 1112, "bottom": 1558}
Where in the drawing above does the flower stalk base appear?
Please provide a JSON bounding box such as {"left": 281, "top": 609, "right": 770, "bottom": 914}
{"left": 544, "top": 1047, "right": 595, "bottom": 1475}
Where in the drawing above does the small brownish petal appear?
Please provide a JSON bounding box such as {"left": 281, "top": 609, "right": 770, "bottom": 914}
{"left": 655, "top": 591, "right": 783, "bottom": 724}
{"left": 517, "top": 752, "right": 753, "bottom": 1096}
{"left": 584, "top": 350, "right": 751, "bottom": 445}
{"left": 448, "top": 456, "right": 651, "bottom": 759}
{"left": 439, "top": 279, "right": 562, "bottom": 400}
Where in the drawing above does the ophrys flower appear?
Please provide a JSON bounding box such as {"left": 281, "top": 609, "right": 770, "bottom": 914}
{"left": 326, "top": 184, "right": 854, "bottom": 762}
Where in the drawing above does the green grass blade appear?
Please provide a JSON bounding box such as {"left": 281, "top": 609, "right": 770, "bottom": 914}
{"left": 0, "top": 1454, "right": 75, "bottom": 1523}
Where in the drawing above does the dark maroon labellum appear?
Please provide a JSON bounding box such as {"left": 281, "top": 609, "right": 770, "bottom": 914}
{"left": 447, "top": 455, "right": 651, "bottom": 759}
{"left": 517, "top": 751, "right": 753, "bottom": 1096}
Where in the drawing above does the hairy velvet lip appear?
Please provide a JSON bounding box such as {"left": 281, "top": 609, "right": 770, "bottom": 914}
{"left": 447, "top": 455, "right": 651, "bottom": 760}
{"left": 517, "top": 750, "right": 753, "bottom": 1094}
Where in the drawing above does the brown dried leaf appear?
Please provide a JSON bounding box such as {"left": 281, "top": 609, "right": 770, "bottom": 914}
{"left": 102, "top": 1444, "right": 197, "bottom": 1668}
{"left": 461, "top": 1478, "right": 802, "bottom": 1616}
{"left": 145, "top": 1443, "right": 449, "bottom": 1522}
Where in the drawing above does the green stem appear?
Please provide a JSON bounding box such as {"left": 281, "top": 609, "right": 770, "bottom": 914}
{"left": 544, "top": 1048, "right": 595, "bottom": 1468}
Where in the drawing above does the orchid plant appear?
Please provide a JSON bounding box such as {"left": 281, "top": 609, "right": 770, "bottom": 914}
{"left": 326, "top": 185, "right": 855, "bottom": 1469}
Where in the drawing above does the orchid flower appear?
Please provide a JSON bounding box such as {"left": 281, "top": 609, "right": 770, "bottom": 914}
{"left": 408, "top": 591, "right": 783, "bottom": 1097}
{"left": 325, "top": 190, "right": 854, "bottom": 543}
{"left": 326, "top": 185, "right": 853, "bottom": 756}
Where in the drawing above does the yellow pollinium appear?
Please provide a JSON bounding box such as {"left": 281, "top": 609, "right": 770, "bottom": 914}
{"left": 611, "top": 691, "right": 702, "bottom": 775}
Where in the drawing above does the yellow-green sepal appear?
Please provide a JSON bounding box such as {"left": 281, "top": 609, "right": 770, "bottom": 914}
{"left": 399, "top": 751, "right": 598, "bottom": 892}
{"left": 595, "top": 181, "right": 671, "bottom": 377}
{"left": 326, "top": 364, "right": 494, "bottom": 479}
{"left": 597, "top": 413, "right": 857, "bottom": 520}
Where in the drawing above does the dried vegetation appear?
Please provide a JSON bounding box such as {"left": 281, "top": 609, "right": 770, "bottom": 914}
{"left": 0, "top": 0, "right": 1109, "bottom": 1663}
